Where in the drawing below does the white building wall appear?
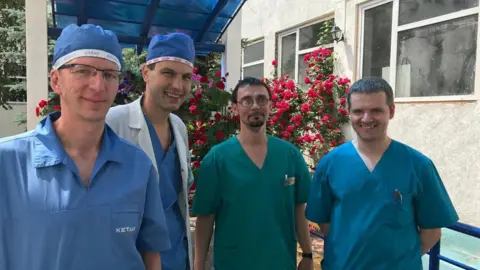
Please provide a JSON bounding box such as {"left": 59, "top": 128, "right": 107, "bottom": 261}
{"left": 241, "top": 0, "right": 480, "bottom": 227}
{"left": 0, "top": 103, "right": 27, "bottom": 138}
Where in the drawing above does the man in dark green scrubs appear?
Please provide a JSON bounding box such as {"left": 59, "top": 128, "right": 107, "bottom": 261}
{"left": 192, "top": 77, "right": 314, "bottom": 270}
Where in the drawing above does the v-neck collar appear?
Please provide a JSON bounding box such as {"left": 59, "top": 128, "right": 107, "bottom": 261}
{"left": 234, "top": 135, "right": 270, "bottom": 171}
{"left": 350, "top": 139, "right": 395, "bottom": 174}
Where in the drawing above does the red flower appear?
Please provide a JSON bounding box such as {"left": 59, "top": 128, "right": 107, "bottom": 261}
{"left": 307, "top": 88, "right": 319, "bottom": 98}
{"left": 338, "top": 107, "right": 348, "bottom": 115}
{"left": 286, "top": 125, "right": 294, "bottom": 132}
{"left": 38, "top": 100, "right": 48, "bottom": 108}
{"left": 214, "top": 113, "right": 221, "bottom": 121}
{"left": 304, "top": 76, "right": 312, "bottom": 84}
{"left": 291, "top": 115, "right": 303, "bottom": 122}
{"left": 339, "top": 97, "right": 346, "bottom": 105}
{"left": 324, "top": 81, "right": 334, "bottom": 91}
{"left": 193, "top": 161, "right": 201, "bottom": 168}
{"left": 189, "top": 105, "right": 197, "bottom": 113}
{"left": 283, "top": 131, "right": 291, "bottom": 138}
{"left": 215, "top": 70, "right": 222, "bottom": 77}
{"left": 193, "top": 67, "right": 199, "bottom": 74}
{"left": 301, "top": 103, "right": 311, "bottom": 113}
{"left": 215, "top": 131, "right": 224, "bottom": 140}
{"left": 285, "top": 80, "right": 295, "bottom": 91}
{"left": 338, "top": 78, "right": 350, "bottom": 85}
{"left": 200, "top": 76, "right": 209, "bottom": 83}
{"left": 282, "top": 91, "right": 294, "bottom": 100}
{"left": 303, "top": 54, "right": 311, "bottom": 63}
{"left": 272, "top": 59, "right": 278, "bottom": 66}
{"left": 320, "top": 48, "right": 332, "bottom": 57}
{"left": 321, "top": 115, "right": 330, "bottom": 124}
{"left": 215, "top": 81, "right": 225, "bottom": 90}
{"left": 35, "top": 107, "right": 40, "bottom": 117}
{"left": 53, "top": 105, "right": 61, "bottom": 111}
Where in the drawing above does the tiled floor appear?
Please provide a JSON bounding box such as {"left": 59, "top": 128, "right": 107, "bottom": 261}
{"left": 189, "top": 217, "right": 325, "bottom": 269}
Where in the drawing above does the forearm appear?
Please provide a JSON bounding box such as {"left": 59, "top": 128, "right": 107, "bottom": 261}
{"left": 142, "top": 252, "right": 161, "bottom": 270}
{"left": 420, "top": 228, "right": 442, "bottom": 255}
{"left": 194, "top": 214, "right": 215, "bottom": 270}
{"left": 295, "top": 204, "right": 312, "bottom": 253}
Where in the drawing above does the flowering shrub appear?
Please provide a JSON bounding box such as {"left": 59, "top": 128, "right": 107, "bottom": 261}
{"left": 265, "top": 47, "right": 350, "bottom": 168}
{"left": 176, "top": 69, "right": 239, "bottom": 176}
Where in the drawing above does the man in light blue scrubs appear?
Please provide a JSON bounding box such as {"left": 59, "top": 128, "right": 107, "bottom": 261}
{"left": 0, "top": 24, "right": 170, "bottom": 270}
{"left": 305, "top": 76, "right": 459, "bottom": 270}
{"left": 106, "top": 33, "right": 195, "bottom": 270}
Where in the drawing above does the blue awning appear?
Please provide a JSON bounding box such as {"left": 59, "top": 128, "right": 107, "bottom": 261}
{"left": 48, "top": 0, "right": 247, "bottom": 55}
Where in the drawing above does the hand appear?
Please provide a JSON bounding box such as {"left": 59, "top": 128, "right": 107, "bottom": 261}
{"left": 297, "top": 257, "right": 314, "bottom": 270}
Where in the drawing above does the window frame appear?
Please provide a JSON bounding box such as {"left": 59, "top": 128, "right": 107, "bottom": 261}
{"left": 357, "top": 0, "right": 480, "bottom": 102}
{"left": 241, "top": 39, "right": 265, "bottom": 79}
{"left": 277, "top": 16, "right": 335, "bottom": 82}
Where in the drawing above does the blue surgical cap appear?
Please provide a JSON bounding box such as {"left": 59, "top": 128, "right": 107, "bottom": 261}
{"left": 146, "top": 32, "right": 195, "bottom": 68}
{"left": 52, "top": 24, "right": 124, "bottom": 70}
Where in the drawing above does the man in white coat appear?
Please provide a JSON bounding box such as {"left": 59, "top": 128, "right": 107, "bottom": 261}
{"left": 106, "top": 32, "right": 195, "bottom": 270}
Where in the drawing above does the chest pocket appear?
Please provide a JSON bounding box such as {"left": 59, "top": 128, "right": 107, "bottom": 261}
{"left": 384, "top": 191, "right": 415, "bottom": 228}
{"left": 111, "top": 204, "right": 142, "bottom": 258}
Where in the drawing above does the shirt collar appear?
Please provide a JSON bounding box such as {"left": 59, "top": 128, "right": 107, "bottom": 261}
{"left": 32, "top": 111, "right": 124, "bottom": 168}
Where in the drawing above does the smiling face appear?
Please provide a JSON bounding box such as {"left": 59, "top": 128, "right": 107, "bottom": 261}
{"left": 348, "top": 91, "right": 395, "bottom": 143}
{"left": 50, "top": 56, "right": 121, "bottom": 123}
{"left": 232, "top": 84, "right": 271, "bottom": 131}
{"left": 142, "top": 61, "right": 193, "bottom": 113}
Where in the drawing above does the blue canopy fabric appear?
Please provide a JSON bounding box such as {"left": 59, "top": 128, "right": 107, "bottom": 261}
{"left": 48, "top": 0, "right": 247, "bottom": 55}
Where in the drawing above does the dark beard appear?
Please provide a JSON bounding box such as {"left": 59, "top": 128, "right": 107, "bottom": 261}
{"left": 241, "top": 119, "right": 265, "bottom": 131}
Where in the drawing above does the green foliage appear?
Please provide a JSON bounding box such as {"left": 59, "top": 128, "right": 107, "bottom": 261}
{"left": 316, "top": 18, "right": 334, "bottom": 46}
{"left": 0, "top": 5, "right": 26, "bottom": 108}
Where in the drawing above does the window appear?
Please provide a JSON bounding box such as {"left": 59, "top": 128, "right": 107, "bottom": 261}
{"left": 278, "top": 18, "right": 335, "bottom": 87}
{"left": 242, "top": 40, "right": 264, "bottom": 79}
{"left": 359, "top": 0, "right": 479, "bottom": 100}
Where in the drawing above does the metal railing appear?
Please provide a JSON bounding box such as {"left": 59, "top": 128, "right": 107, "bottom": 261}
{"left": 310, "top": 222, "right": 480, "bottom": 270}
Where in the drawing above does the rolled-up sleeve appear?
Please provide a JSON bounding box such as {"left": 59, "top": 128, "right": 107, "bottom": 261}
{"left": 136, "top": 165, "right": 171, "bottom": 253}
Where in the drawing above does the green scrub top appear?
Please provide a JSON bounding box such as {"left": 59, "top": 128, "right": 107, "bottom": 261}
{"left": 192, "top": 135, "right": 312, "bottom": 270}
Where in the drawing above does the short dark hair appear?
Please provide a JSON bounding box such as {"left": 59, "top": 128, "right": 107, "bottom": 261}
{"left": 231, "top": 77, "right": 272, "bottom": 103}
{"left": 347, "top": 76, "right": 394, "bottom": 108}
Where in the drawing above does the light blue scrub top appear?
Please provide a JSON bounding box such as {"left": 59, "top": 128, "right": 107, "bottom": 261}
{"left": 306, "top": 140, "right": 459, "bottom": 270}
{"left": 0, "top": 112, "right": 171, "bottom": 270}
{"left": 144, "top": 116, "right": 188, "bottom": 270}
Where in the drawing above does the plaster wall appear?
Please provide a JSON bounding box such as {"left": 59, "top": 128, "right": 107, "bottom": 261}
{"left": 0, "top": 102, "right": 27, "bottom": 138}
{"left": 242, "top": 0, "right": 480, "bottom": 226}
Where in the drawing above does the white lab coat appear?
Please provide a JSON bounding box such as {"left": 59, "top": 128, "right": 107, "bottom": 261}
{"left": 106, "top": 97, "right": 194, "bottom": 270}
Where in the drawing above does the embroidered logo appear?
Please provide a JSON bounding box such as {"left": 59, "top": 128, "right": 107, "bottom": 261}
{"left": 116, "top": 226, "right": 136, "bottom": 233}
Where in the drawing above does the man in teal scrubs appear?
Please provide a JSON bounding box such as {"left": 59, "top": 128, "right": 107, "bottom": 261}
{"left": 305, "top": 76, "right": 459, "bottom": 270}
{"left": 192, "top": 77, "right": 314, "bottom": 270}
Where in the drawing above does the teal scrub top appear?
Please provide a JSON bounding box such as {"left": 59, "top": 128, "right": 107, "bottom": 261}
{"left": 305, "top": 140, "right": 459, "bottom": 270}
{"left": 192, "top": 135, "right": 312, "bottom": 270}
